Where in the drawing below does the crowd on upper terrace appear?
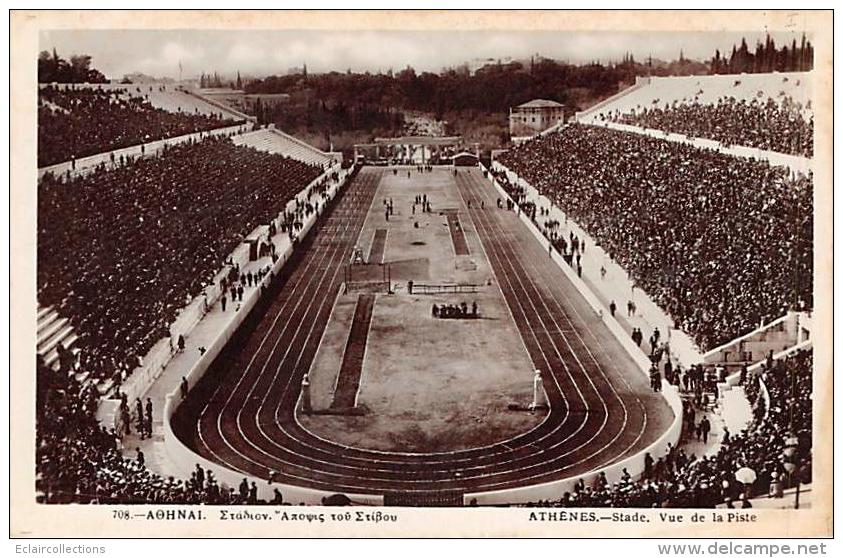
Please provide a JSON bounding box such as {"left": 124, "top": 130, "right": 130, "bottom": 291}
{"left": 497, "top": 124, "right": 813, "bottom": 351}
{"left": 524, "top": 349, "right": 812, "bottom": 508}
{"left": 38, "top": 85, "right": 242, "bottom": 166}
{"left": 402, "top": 112, "right": 448, "bottom": 137}
{"left": 38, "top": 136, "right": 322, "bottom": 384}
{"left": 600, "top": 94, "right": 813, "bottom": 157}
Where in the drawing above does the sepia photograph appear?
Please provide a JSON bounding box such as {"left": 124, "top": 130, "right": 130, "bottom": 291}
{"left": 9, "top": 9, "right": 833, "bottom": 539}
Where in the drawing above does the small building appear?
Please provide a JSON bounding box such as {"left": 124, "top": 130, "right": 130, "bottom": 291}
{"left": 509, "top": 99, "right": 565, "bottom": 140}
{"left": 451, "top": 151, "right": 479, "bottom": 166}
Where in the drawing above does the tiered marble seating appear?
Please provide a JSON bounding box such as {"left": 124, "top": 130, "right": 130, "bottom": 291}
{"left": 579, "top": 71, "right": 813, "bottom": 124}
{"left": 233, "top": 128, "right": 333, "bottom": 168}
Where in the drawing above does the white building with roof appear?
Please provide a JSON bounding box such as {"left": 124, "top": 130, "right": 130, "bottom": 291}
{"left": 509, "top": 99, "right": 566, "bottom": 140}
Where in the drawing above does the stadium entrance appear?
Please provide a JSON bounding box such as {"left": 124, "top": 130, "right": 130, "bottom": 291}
{"left": 353, "top": 136, "right": 477, "bottom": 165}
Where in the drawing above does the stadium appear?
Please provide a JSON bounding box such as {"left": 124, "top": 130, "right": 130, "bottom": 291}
{"left": 34, "top": 31, "right": 816, "bottom": 511}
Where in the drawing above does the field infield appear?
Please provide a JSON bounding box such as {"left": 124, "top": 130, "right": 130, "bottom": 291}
{"left": 174, "top": 166, "right": 672, "bottom": 498}
{"left": 302, "top": 168, "right": 543, "bottom": 453}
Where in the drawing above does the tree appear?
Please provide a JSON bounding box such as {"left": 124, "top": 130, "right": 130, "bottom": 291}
{"left": 38, "top": 50, "right": 54, "bottom": 82}
{"left": 38, "top": 49, "right": 105, "bottom": 83}
{"left": 253, "top": 97, "right": 264, "bottom": 124}
{"left": 69, "top": 54, "right": 93, "bottom": 82}
{"left": 710, "top": 49, "right": 723, "bottom": 74}
{"left": 236, "top": 70, "right": 242, "bottom": 90}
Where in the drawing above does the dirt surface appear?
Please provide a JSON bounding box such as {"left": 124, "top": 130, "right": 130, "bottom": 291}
{"left": 445, "top": 213, "right": 470, "bottom": 255}
{"left": 330, "top": 294, "right": 375, "bottom": 410}
{"left": 301, "top": 168, "right": 544, "bottom": 452}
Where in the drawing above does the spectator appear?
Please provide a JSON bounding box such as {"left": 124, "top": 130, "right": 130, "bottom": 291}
{"left": 38, "top": 85, "right": 243, "bottom": 166}
{"left": 607, "top": 95, "right": 813, "bottom": 157}
{"left": 497, "top": 124, "right": 813, "bottom": 351}
{"left": 38, "top": 135, "right": 322, "bottom": 382}
{"left": 519, "top": 349, "right": 812, "bottom": 508}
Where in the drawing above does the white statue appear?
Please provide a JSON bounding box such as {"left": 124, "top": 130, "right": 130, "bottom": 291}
{"left": 530, "top": 369, "right": 548, "bottom": 410}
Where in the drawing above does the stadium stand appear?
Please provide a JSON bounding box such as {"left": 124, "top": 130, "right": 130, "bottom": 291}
{"left": 37, "top": 356, "right": 281, "bottom": 504}
{"left": 606, "top": 96, "right": 812, "bottom": 157}
{"left": 140, "top": 87, "right": 245, "bottom": 121}
{"left": 496, "top": 123, "right": 813, "bottom": 352}
{"left": 37, "top": 85, "right": 244, "bottom": 166}
{"left": 37, "top": 136, "right": 322, "bottom": 387}
{"left": 578, "top": 72, "right": 812, "bottom": 122}
{"left": 577, "top": 72, "right": 813, "bottom": 157}
{"left": 523, "top": 348, "right": 812, "bottom": 508}
{"left": 37, "top": 305, "right": 80, "bottom": 371}
{"left": 233, "top": 127, "right": 337, "bottom": 167}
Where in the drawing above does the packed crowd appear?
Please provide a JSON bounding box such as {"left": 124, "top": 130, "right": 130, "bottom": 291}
{"left": 603, "top": 95, "right": 813, "bottom": 157}
{"left": 38, "top": 85, "right": 241, "bottom": 166}
{"left": 431, "top": 301, "right": 479, "bottom": 319}
{"left": 402, "top": 112, "right": 447, "bottom": 137}
{"left": 497, "top": 124, "right": 813, "bottom": 351}
{"left": 38, "top": 136, "right": 322, "bottom": 382}
{"left": 36, "top": 356, "right": 284, "bottom": 504}
{"left": 524, "top": 349, "right": 812, "bottom": 508}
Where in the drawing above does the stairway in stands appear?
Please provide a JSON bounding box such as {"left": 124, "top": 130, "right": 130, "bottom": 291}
{"left": 37, "top": 304, "right": 79, "bottom": 371}
{"left": 233, "top": 128, "right": 335, "bottom": 168}
{"left": 719, "top": 385, "right": 754, "bottom": 434}
{"left": 38, "top": 305, "right": 119, "bottom": 396}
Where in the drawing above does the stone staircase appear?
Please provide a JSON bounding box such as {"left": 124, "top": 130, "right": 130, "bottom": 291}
{"left": 37, "top": 304, "right": 119, "bottom": 396}
{"left": 703, "top": 312, "right": 807, "bottom": 367}
{"left": 233, "top": 128, "right": 335, "bottom": 168}
{"left": 718, "top": 384, "right": 754, "bottom": 434}
{"left": 36, "top": 305, "right": 79, "bottom": 370}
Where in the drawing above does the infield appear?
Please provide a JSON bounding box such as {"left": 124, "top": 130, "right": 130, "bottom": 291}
{"left": 300, "top": 168, "right": 544, "bottom": 453}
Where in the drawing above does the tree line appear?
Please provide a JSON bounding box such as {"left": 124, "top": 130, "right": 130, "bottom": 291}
{"left": 710, "top": 34, "right": 814, "bottom": 75}
{"left": 38, "top": 49, "right": 107, "bottom": 84}
{"left": 199, "top": 71, "right": 243, "bottom": 89}
{"left": 245, "top": 58, "right": 631, "bottom": 119}
{"left": 244, "top": 34, "right": 814, "bottom": 120}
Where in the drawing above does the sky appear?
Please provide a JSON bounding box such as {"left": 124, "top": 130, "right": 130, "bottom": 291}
{"left": 40, "top": 29, "right": 808, "bottom": 80}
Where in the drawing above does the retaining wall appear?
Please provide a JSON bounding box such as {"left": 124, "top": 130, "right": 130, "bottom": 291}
{"left": 702, "top": 311, "right": 807, "bottom": 367}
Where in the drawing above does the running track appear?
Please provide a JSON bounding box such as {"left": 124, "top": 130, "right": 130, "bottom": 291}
{"left": 172, "top": 167, "right": 671, "bottom": 500}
